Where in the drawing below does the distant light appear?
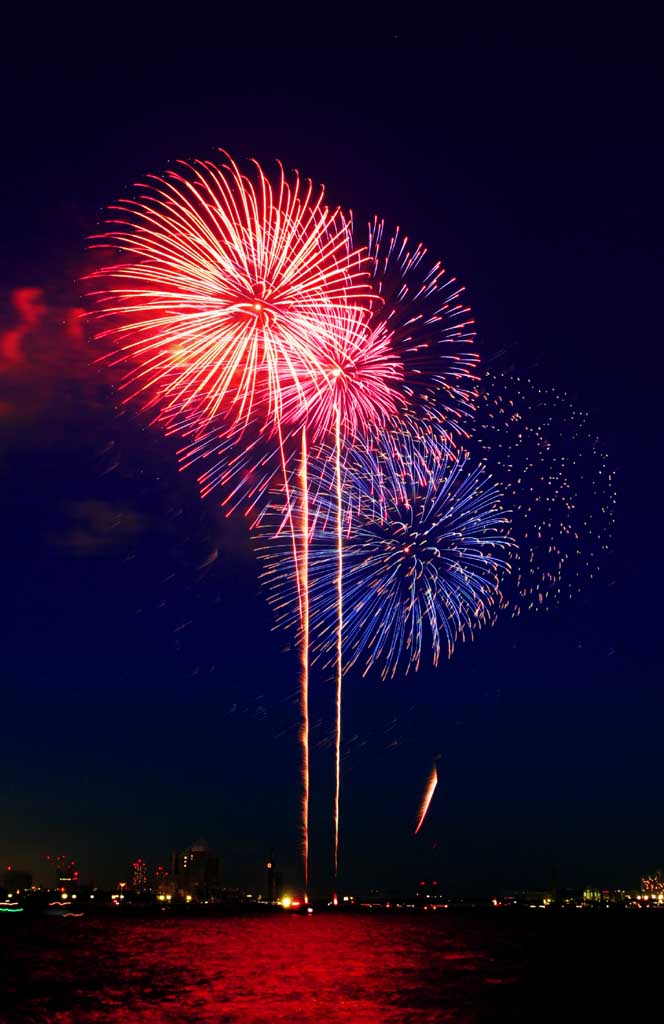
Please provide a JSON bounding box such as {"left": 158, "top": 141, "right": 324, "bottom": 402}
{"left": 61, "top": 893, "right": 68, "bottom": 900}
{"left": 281, "top": 896, "right": 292, "bottom": 908}
{"left": 266, "top": 862, "right": 272, "bottom": 870}
{"left": 307, "top": 907, "right": 314, "bottom": 914}
{"left": 185, "top": 895, "right": 193, "bottom": 903}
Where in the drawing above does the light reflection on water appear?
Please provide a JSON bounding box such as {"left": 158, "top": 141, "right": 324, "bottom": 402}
{"left": 2, "top": 910, "right": 657, "bottom": 1023}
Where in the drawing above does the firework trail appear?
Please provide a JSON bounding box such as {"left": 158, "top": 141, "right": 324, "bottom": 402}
{"left": 414, "top": 763, "right": 439, "bottom": 835}
{"left": 87, "top": 152, "right": 371, "bottom": 900}
{"left": 298, "top": 427, "right": 310, "bottom": 896}
{"left": 469, "top": 371, "right": 616, "bottom": 615}
{"left": 333, "top": 403, "right": 343, "bottom": 891}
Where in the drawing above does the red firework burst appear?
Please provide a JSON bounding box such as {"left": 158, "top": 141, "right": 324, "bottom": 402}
{"left": 278, "top": 303, "right": 403, "bottom": 442}
{"left": 87, "top": 152, "right": 370, "bottom": 430}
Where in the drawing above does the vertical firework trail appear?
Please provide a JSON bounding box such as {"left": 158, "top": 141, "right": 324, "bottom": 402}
{"left": 299, "top": 426, "right": 310, "bottom": 900}
{"left": 333, "top": 402, "right": 343, "bottom": 896}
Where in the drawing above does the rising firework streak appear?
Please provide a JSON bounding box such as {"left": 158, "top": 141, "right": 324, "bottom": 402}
{"left": 414, "top": 764, "right": 439, "bottom": 834}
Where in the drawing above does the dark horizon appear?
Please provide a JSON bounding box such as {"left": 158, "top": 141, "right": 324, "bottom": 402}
{"left": 1, "top": 20, "right": 662, "bottom": 899}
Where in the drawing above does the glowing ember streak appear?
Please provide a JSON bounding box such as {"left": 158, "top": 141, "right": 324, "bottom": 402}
{"left": 299, "top": 427, "right": 310, "bottom": 901}
{"left": 332, "top": 403, "right": 343, "bottom": 889}
{"left": 414, "top": 764, "right": 439, "bottom": 834}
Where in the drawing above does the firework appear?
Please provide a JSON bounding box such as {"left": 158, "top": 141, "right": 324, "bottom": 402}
{"left": 278, "top": 302, "right": 403, "bottom": 443}
{"left": 414, "top": 763, "right": 439, "bottom": 835}
{"left": 259, "top": 431, "right": 514, "bottom": 680}
{"left": 468, "top": 371, "right": 616, "bottom": 615}
{"left": 87, "top": 152, "right": 370, "bottom": 430}
{"left": 365, "top": 218, "right": 480, "bottom": 439}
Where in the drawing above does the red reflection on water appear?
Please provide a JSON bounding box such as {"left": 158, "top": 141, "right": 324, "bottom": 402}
{"left": 0, "top": 915, "right": 512, "bottom": 1023}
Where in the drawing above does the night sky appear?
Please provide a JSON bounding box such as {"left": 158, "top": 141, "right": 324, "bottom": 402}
{"left": 1, "top": 18, "right": 662, "bottom": 897}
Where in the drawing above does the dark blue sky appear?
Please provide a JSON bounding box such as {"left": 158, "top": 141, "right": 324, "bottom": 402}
{"left": 1, "top": 19, "right": 662, "bottom": 896}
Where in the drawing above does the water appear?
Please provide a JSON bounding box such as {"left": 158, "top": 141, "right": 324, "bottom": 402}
{"left": 0, "top": 911, "right": 660, "bottom": 1022}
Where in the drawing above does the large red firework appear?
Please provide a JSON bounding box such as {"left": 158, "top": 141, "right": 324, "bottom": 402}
{"left": 87, "top": 152, "right": 370, "bottom": 430}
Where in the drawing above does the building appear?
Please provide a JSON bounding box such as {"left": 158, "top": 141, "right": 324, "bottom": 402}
{"left": 172, "top": 839, "right": 220, "bottom": 899}
{"left": 131, "top": 858, "right": 148, "bottom": 891}
{"left": 583, "top": 888, "right": 636, "bottom": 905}
{"left": 153, "top": 864, "right": 173, "bottom": 895}
{"left": 266, "top": 859, "right": 283, "bottom": 903}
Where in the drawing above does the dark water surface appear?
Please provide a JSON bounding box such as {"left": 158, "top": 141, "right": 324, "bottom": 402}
{"left": 0, "top": 912, "right": 659, "bottom": 1022}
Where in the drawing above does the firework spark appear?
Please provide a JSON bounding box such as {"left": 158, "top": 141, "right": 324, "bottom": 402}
{"left": 469, "top": 371, "right": 616, "bottom": 615}
{"left": 414, "top": 763, "right": 439, "bottom": 835}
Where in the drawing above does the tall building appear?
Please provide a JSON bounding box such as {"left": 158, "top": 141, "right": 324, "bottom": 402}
{"left": 266, "top": 858, "right": 283, "bottom": 903}
{"left": 131, "top": 858, "right": 148, "bottom": 891}
{"left": 153, "top": 864, "right": 172, "bottom": 895}
{"left": 172, "top": 839, "right": 220, "bottom": 899}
